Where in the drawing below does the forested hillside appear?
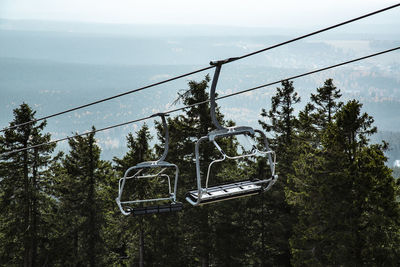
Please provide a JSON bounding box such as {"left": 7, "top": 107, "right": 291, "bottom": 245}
{"left": 1, "top": 78, "right": 399, "bottom": 266}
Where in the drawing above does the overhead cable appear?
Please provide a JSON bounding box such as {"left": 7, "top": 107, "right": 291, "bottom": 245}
{"left": 217, "top": 46, "right": 400, "bottom": 100}
{"left": 232, "top": 3, "right": 400, "bottom": 62}
{"left": 2, "top": 45, "right": 399, "bottom": 156}
{"left": 1, "top": 2, "right": 399, "bottom": 133}
{"left": 0, "top": 66, "right": 214, "bottom": 133}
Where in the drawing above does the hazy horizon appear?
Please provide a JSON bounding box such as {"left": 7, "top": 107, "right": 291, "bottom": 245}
{"left": 1, "top": 3, "right": 399, "bottom": 164}
{"left": 1, "top": 0, "right": 400, "bottom": 28}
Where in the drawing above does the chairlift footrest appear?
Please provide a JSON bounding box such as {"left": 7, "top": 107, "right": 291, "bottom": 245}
{"left": 186, "top": 180, "right": 262, "bottom": 205}
{"left": 128, "top": 202, "right": 183, "bottom": 216}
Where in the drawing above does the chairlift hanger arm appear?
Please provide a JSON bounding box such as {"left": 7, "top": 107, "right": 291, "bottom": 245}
{"left": 209, "top": 63, "right": 224, "bottom": 131}
{"left": 209, "top": 57, "right": 240, "bottom": 131}
{"left": 150, "top": 113, "right": 170, "bottom": 162}
{"left": 209, "top": 57, "right": 253, "bottom": 133}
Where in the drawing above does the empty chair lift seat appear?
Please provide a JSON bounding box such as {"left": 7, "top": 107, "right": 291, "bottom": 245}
{"left": 127, "top": 202, "right": 183, "bottom": 216}
{"left": 186, "top": 180, "right": 263, "bottom": 204}
{"left": 115, "top": 113, "right": 183, "bottom": 216}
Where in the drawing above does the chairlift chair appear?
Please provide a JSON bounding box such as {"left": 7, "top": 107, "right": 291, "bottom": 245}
{"left": 185, "top": 58, "right": 278, "bottom": 206}
{"left": 116, "top": 113, "right": 183, "bottom": 216}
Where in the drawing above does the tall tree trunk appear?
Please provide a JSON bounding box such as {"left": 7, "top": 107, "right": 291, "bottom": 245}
{"left": 261, "top": 195, "right": 265, "bottom": 267}
{"left": 139, "top": 218, "right": 144, "bottom": 267}
{"left": 328, "top": 97, "right": 332, "bottom": 123}
{"left": 200, "top": 209, "right": 210, "bottom": 267}
{"left": 74, "top": 229, "right": 78, "bottom": 265}
{"left": 201, "top": 257, "right": 209, "bottom": 267}
{"left": 88, "top": 141, "right": 96, "bottom": 267}
{"left": 31, "top": 149, "right": 39, "bottom": 267}
{"left": 23, "top": 147, "right": 32, "bottom": 267}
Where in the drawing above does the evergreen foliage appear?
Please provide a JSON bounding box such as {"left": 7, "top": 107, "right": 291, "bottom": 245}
{"left": 288, "top": 93, "right": 400, "bottom": 266}
{"left": 1, "top": 78, "right": 400, "bottom": 266}
{"left": 0, "top": 103, "right": 55, "bottom": 266}
{"left": 258, "top": 80, "right": 300, "bottom": 265}
{"left": 310, "top": 78, "right": 343, "bottom": 129}
{"left": 49, "top": 128, "right": 113, "bottom": 266}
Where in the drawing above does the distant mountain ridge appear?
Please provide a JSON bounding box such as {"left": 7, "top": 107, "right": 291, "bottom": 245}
{"left": 1, "top": 18, "right": 400, "bottom": 38}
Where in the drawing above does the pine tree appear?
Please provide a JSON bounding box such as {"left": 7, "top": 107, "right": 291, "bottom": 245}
{"left": 332, "top": 101, "right": 399, "bottom": 264}
{"left": 288, "top": 145, "right": 353, "bottom": 265}
{"left": 260, "top": 80, "right": 300, "bottom": 147}
{"left": 297, "top": 79, "right": 343, "bottom": 146}
{"left": 310, "top": 78, "right": 343, "bottom": 129}
{"left": 52, "top": 129, "right": 110, "bottom": 266}
{"left": 288, "top": 80, "right": 348, "bottom": 265}
{"left": 353, "top": 144, "right": 400, "bottom": 265}
{"left": 258, "top": 80, "right": 300, "bottom": 266}
{"left": 0, "top": 103, "right": 55, "bottom": 266}
{"left": 113, "top": 124, "right": 152, "bottom": 172}
{"left": 297, "top": 103, "right": 316, "bottom": 143}
{"left": 289, "top": 99, "right": 400, "bottom": 265}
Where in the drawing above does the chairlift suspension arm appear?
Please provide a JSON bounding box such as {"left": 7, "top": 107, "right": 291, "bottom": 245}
{"left": 209, "top": 58, "right": 239, "bottom": 131}
{"left": 209, "top": 62, "right": 225, "bottom": 131}
{"left": 150, "top": 113, "right": 169, "bottom": 162}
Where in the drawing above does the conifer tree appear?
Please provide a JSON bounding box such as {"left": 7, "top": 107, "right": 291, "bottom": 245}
{"left": 288, "top": 145, "right": 352, "bottom": 265}
{"left": 52, "top": 129, "right": 110, "bottom": 266}
{"left": 288, "top": 79, "right": 346, "bottom": 264}
{"left": 297, "top": 103, "right": 315, "bottom": 142}
{"left": 353, "top": 144, "right": 400, "bottom": 265}
{"left": 258, "top": 80, "right": 300, "bottom": 265}
{"left": 310, "top": 78, "right": 343, "bottom": 129}
{"left": 289, "top": 99, "right": 400, "bottom": 265}
{"left": 260, "top": 80, "right": 300, "bottom": 147}
{"left": 0, "top": 103, "right": 55, "bottom": 266}
{"left": 297, "top": 79, "right": 343, "bottom": 146}
{"left": 330, "top": 100, "right": 399, "bottom": 264}
{"left": 113, "top": 124, "right": 152, "bottom": 172}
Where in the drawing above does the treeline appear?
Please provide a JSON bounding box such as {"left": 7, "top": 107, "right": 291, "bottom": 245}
{"left": 1, "top": 77, "right": 399, "bottom": 266}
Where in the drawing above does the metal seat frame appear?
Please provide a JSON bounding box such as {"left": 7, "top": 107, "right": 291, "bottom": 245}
{"left": 116, "top": 113, "right": 182, "bottom": 216}
{"left": 185, "top": 59, "right": 278, "bottom": 206}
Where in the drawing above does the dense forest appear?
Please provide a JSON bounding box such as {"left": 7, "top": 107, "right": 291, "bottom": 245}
{"left": 1, "top": 77, "right": 399, "bottom": 266}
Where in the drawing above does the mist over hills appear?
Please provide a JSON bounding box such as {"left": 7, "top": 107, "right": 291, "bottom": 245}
{"left": 3, "top": 18, "right": 400, "bottom": 38}
{"left": 1, "top": 19, "right": 399, "bottom": 165}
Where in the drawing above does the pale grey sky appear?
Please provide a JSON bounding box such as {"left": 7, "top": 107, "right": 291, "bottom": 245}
{"left": 1, "top": 0, "right": 399, "bottom": 28}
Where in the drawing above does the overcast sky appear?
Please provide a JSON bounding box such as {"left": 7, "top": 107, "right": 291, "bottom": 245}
{"left": 1, "top": 0, "right": 399, "bottom": 28}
